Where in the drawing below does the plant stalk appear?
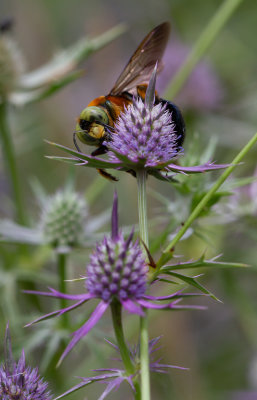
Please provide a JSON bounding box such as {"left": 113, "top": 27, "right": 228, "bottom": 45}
{"left": 111, "top": 300, "right": 141, "bottom": 399}
{"left": 137, "top": 168, "right": 150, "bottom": 400}
{"left": 157, "top": 131, "right": 257, "bottom": 270}
{"left": 0, "top": 101, "right": 26, "bottom": 225}
{"left": 165, "top": 0, "right": 244, "bottom": 99}
{"left": 57, "top": 253, "right": 69, "bottom": 328}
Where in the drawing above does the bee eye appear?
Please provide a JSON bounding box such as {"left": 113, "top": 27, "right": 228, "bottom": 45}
{"left": 79, "top": 119, "right": 90, "bottom": 131}
{"left": 79, "top": 106, "right": 109, "bottom": 126}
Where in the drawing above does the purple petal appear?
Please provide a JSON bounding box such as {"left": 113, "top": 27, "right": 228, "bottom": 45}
{"left": 111, "top": 191, "right": 118, "bottom": 240}
{"left": 24, "top": 287, "right": 92, "bottom": 301}
{"left": 126, "top": 375, "right": 135, "bottom": 392}
{"left": 151, "top": 362, "right": 188, "bottom": 371}
{"left": 137, "top": 298, "right": 206, "bottom": 311}
{"left": 93, "top": 368, "right": 123, "bottom": 373}
{"left": 104, "top": 338, "right": 119, "bottom": 352}
{"left": 25, "top": 298, "right": 89, "bottom": 327}
{"left": 58, "top": 301, "right": 109, "bottom": 365}
{"left": 143, "top": 292, "right": 182, "bottom": 301}
{"left": 148, "top": 336, "right": 162, "bottom": 353}
{"left": 87, "top": 372, "right": 120, "bottom": 380}
{"left": 137, "top": 299, "right": 177, "bottom": 309}
{"left": 124, "top": 227, "right": 135, "bottom": 251}
{"left": 54, "top": 372, "right": 122, "bottom": 400}
{"left": 167, "top": 162, "right": 232, "bottom": 174}
{"left": 54, "top": 380, "right": 92, "bottom": 400}
{"left": 98, "top": 377, "right": 124, "bottom": 400}
{"left": 151, "top": 362, "right": 189, "bottom": 373}
{"left": 121, "top": 299, "right": 145, "bottom": 316}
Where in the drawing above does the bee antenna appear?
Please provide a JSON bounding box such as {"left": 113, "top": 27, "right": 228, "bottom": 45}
{"left": 102, "top": 123, "right": 115, "bottom": 134}
{"left": 73, "top": 132, "right": 82, "bottom": 153}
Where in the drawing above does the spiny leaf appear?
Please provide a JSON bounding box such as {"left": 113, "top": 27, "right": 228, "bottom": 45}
{"left": 46, "top": 141, "right": 121, "bottom": 169}
{"left": 162, "top": 255, "right": 249, "bottom": 271}
{"left": 164, "top": 271, "right": 220, "bottom": 301}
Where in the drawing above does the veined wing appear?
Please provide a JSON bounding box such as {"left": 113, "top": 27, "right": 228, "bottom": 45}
{"left": 110, "top": 22, "right": 170, "bottom": 96}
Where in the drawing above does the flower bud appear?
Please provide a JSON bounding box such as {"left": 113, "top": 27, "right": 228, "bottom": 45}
{"left": 0, "top": 31, "right": 24, "bottom": 100}
{"left": 41, "top": 190, "right": 88, "bottom": 251}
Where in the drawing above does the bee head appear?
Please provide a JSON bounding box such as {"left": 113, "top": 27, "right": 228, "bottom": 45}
{"left": 75, "top": 106, "right": 109, "bottom": 146}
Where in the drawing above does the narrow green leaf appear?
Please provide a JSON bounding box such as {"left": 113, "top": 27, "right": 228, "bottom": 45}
{"left": 162, "top": 257, "right": 249, "bottom": 271}
{"left": 46, "top": 141, "right": 121, "bottom": 168}
{"left": 165, "top": 271, "right": 220, "bottom": 301}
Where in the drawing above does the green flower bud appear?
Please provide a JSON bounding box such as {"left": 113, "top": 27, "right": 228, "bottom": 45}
{"left": 41, "top": 191, "right": 88, "bottom": 252}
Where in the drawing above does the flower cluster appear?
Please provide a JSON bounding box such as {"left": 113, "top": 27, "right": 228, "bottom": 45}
{"left": 25, "top": 193, "right": 204, "bottom": 364}
{"left": 105, "top": 98, "right": 179, "bottom": 168}
{"left": 49, "top": 80, "right": 229, "bottom": 181}
{"left": 40, "top": 190, "right": 88, "bottom": 252}
{"left": 0, "top": 325, "right": 52, "bottom": 400}
{"left": 86, "top": 232, "right": 147, "bottom": 302}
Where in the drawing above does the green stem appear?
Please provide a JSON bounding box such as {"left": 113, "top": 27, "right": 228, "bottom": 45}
{"left": 165, "top": 0, "right": 244, "bottom": 99}
{"left": 111, "top": 301, "right": 141, "bottom": 400}
{"left": 156, "top": 131, "right": 257, "bottom": 270}
{"left": 0, "top": 101, "right": 26, "bottom": 225}
{"left": 137, "top": 169, "right": 149, "bottom": 246}
{"left": 137, "top": 169, "right": 150, "bottom": 400}
{"left": 57, "top": 253, "right": 69, "bottom": 328}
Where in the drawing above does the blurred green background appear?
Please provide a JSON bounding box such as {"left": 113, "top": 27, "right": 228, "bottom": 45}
{"left": 0, "top": 0, "right": 257, "bottom": 399}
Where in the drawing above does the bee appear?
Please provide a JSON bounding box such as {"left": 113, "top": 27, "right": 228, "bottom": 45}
{"left": 74, "top": 22, "right": 185, "bottom": 180}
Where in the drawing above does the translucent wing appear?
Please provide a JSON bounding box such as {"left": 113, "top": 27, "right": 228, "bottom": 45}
{"left": 110, "top": 22, "right": 170, "bottom": 96}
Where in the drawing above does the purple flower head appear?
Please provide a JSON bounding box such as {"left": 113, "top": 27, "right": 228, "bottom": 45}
{"left": 25, "top": 193, "right": 207, "bottom": 365}
{"left": 0, "top": 324, "right": 52, "bottom": 400}
{"left": 104, "top": 98, "right": 179, "bottom": 169}
{"left": 86, "top": 232, "right": 147, "bottom": 302}
{"left": 48, "top": 61, "right": 230, "bottom": 181}
{"left": 86, "top": 190, "right": 147, "bottom": 303}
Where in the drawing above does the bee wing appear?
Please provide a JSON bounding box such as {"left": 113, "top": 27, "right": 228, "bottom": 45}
{"left": 109, "top": 22, "right": 170, "bottom": 96}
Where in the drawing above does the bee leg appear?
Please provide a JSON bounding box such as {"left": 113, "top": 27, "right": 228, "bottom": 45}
{"left": 126, "top": 169, "right": 137, "bottom": 178}
{"left": 91, "top": 145, "right": 108, "bottom": 157}
{"left": 73, "top": 132, "right": 82, "bottom": 152}
{"left": 97, "top": 168, "right": 118, "bottom": 182}
{"left": 91, "top": 146, "right": 118, "bottom": 182}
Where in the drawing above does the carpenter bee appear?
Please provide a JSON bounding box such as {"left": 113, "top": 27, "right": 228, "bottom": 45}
{"left": 74, "top": 22, "right": 185, "bottom": 179}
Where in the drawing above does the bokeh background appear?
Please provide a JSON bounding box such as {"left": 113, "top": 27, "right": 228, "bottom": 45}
{"left": 1, "top": 0, "right": 257, "bottom": 399}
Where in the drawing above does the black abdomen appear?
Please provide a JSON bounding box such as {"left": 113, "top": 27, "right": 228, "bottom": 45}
{"left": 158, "top": 99, "right": 186, "bottom": 148}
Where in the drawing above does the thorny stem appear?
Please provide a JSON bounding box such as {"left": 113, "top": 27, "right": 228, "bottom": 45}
{"left": 165, "top": 0, "right": 244, "bottom": 99}
{"left": 0, "top": 101, "right": 26, "bottom": 225}
{"left": 156, "top": 131, "right": 257, "bottom": 271}
{"left": 137, "top": 168, "right": 150, "bottom": 400}
{"left": 111, "top": 300, "right": 141, "bottom": 400}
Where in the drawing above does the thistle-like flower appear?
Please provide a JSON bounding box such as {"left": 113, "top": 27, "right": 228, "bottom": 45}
{"left": 47, "top": 67, "right": 230, "bottom": 181}
{"left": 0, "top": 324, "right": 52, "bottom": 400}
{"left": 40, "top": 190, "right": 88, "bottom": 252}
{"left": 25, "top": 192, "right": 205, "bottom": 364}
{"left": 0, "top": 185, "right": 106, "bottom": 252}
{"left": 104, "top": 98, "right": 180, "bottom": 169}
